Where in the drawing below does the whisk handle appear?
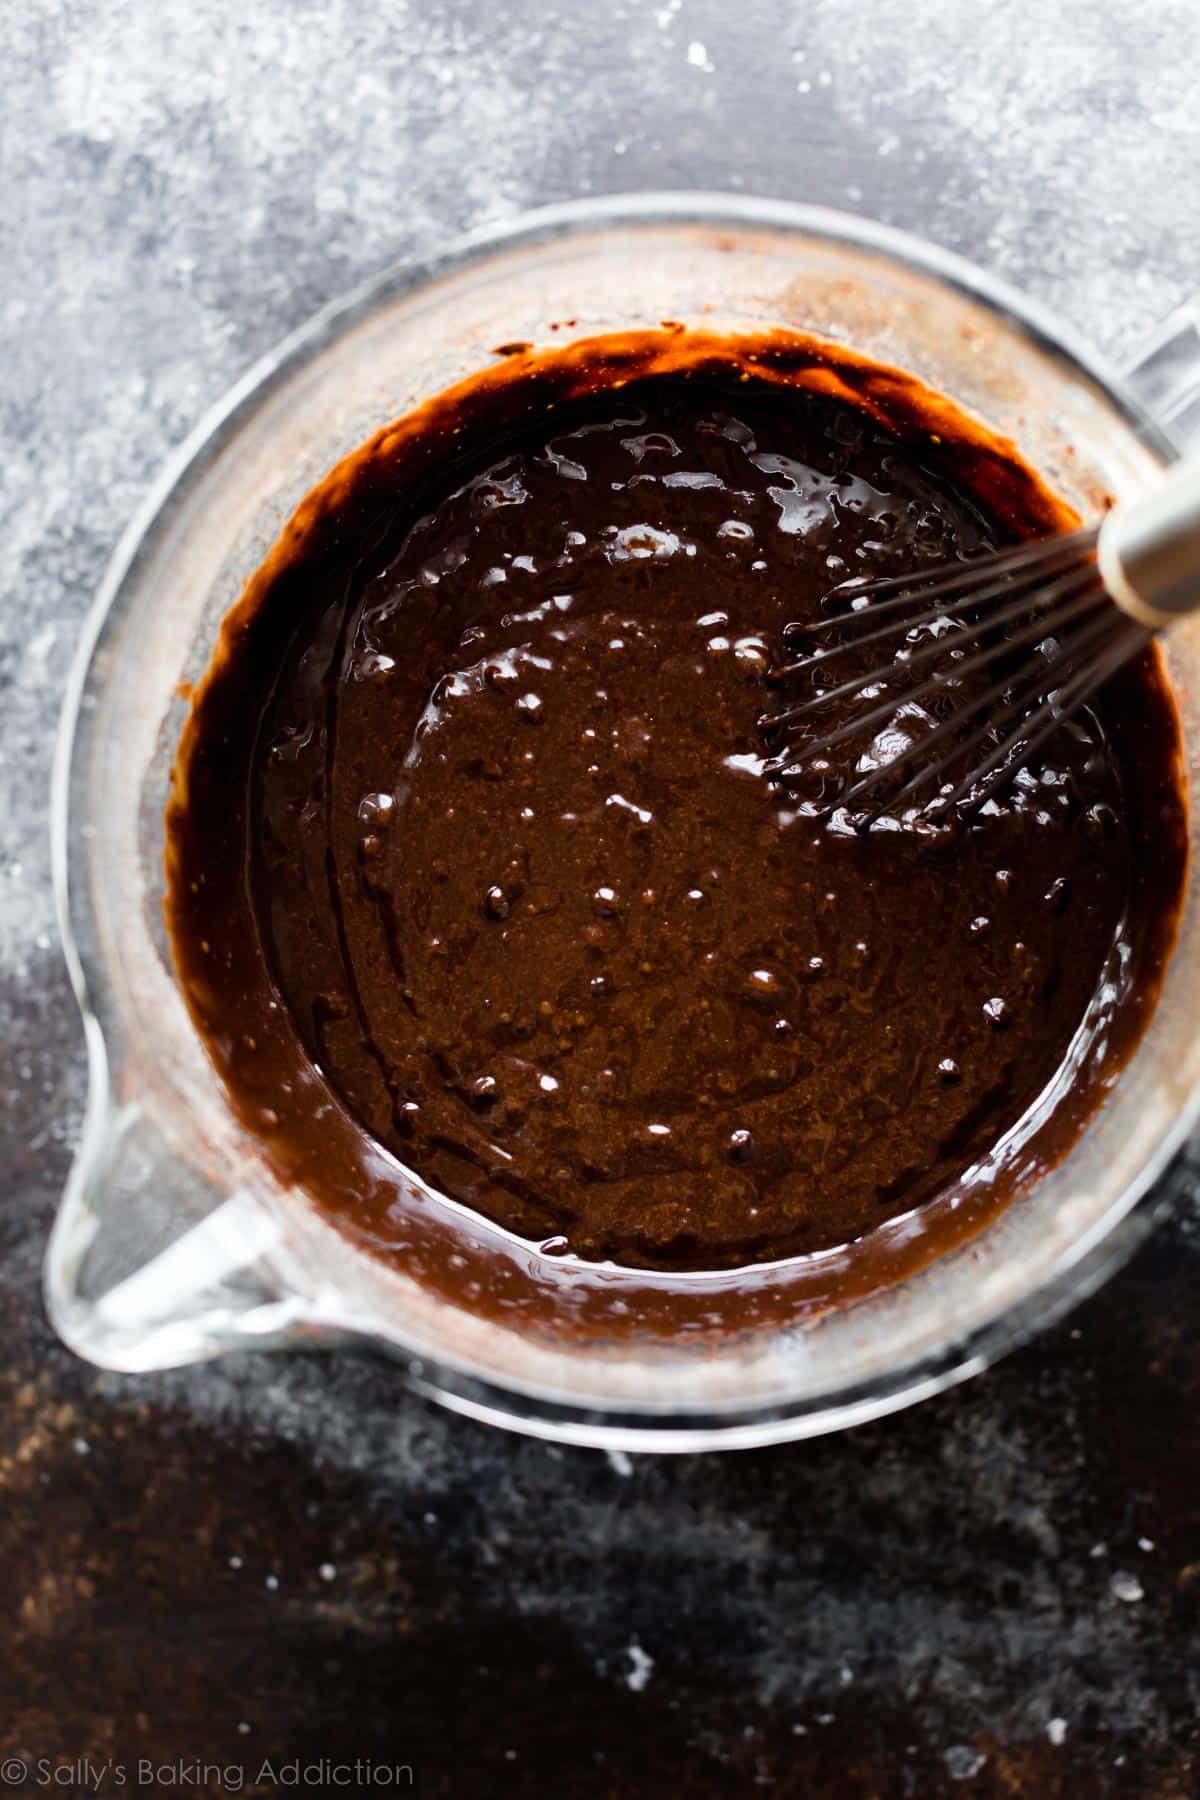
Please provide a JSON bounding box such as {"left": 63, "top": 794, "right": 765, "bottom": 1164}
{"left": 1099, "top": 454, "right": 1200, "bottom": 626}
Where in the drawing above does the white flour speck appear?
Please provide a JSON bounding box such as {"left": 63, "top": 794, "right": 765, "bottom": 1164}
{"left": 1047, "top": 1718, "right": 1068, "bottom": 1746}
{"left": 1110, "top": 1570, "right": 1144, "bottom": 1604}
{"left": 606, "top": 1449, "right": 634, "bottom": 1477}
{"left": 944, "top": 1746, "right": 986, "bottom": 1781}
{"left": 625, "top": 1642, "right": 654, "bottom": 1692}
{"left": 686, "top": 40, "right": 714, "bottom": 72}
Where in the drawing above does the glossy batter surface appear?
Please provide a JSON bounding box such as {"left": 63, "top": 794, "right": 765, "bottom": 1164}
{"left": 167, "top": 336, "right": 1186, "bottom": 1278}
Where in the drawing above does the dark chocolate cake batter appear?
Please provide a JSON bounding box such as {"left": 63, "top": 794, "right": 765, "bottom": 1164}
{"left": 166, "top": 330, "right": 1186, "bottom": 1286}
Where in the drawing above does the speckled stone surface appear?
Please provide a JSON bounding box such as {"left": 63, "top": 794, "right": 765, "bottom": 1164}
{"left": 5, "top": 1, "right": 1200, "bottom": 1793}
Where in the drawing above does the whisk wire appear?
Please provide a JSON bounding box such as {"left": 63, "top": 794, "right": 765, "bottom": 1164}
{"left": 925, "top": 622, "right": 1150, "bottom": 820}
{"left": 809, "top": 526, "right": 1096, "bottom": 610}
{"left": 770, "top": 557, "right": 1101, "bottom": 686}
{"left": 769, "top": 576, "right": 1106, "bottom": 767}
{"left": 759, "top": 517, "right": 1163, "bottom": 826}
{"left": 765, "top": 561, "right": 1103, "bottom": 737}
{"left": 842, "top": 607, "right": 1145, "bottom": 824}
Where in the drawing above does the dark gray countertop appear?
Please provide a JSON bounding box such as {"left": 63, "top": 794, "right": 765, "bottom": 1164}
{"left": 5, "top": 2, "right": 1200, "bottom": 1792}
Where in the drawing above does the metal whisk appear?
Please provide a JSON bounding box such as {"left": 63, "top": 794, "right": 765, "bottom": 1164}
{"left": 761, "top": 456, "right": 1200, "bottom": 825}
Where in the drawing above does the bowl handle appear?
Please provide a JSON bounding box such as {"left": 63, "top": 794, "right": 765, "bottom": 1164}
{"left": 1124, "top": 294, "right": 1200, "bottom": 451}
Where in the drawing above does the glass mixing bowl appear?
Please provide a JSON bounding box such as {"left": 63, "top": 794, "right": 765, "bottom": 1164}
{"left": 47, "top": 194, "right": 1200, "bottom": 1450}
